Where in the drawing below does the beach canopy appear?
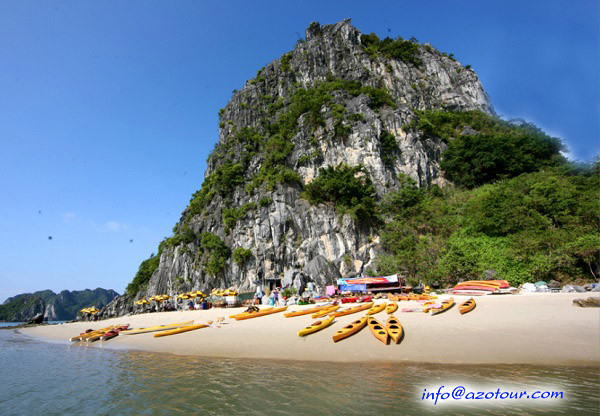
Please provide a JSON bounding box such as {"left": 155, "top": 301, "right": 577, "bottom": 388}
{"left": 149, "top": 295, "right": 171, "bottom": 302}
{"left": 210, "top": 288, "right": 237, "bottom": 297}
{"left": 135, "top": 299, "right": 150, "bottom": 305}
{"left": 80, "top": 307, "right": 99, "bottom": 314}
{"left": 176, "top": 293, "right": 191, "bottom": 299}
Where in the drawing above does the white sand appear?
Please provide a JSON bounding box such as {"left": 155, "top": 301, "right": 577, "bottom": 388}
{"left": 19, "top": 292, "right": 600, "bottom": 365}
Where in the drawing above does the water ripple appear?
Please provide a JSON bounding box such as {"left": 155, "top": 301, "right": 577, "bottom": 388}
{"left": 0, "top": 330, "right": 598, "bottom": 415}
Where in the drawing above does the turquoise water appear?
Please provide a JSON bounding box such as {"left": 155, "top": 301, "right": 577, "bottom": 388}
{"left": 0, "top": 329, "right": 598, "bottom": 415}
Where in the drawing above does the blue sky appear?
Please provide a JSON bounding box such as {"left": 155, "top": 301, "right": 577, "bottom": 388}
{"left": 0, "top": 0, "right": 598, "bottom": 302}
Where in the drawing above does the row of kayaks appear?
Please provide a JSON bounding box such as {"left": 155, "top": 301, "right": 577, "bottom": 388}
{"left": 295, "top": 298, "right": 475, "bottom": 343}
{"left": 387, "top": 294, "right": 437, "bottom": 301}
{"left": 69, "top": 324, "right": 130, "bottom": 342}
{"left": 298, "top": 314, "right": 403, "bottom": 344}
{"left": 69, "top": 320, "right": 206, "bottom": 342}
{"left": 422, "top": 298, "right": 476, "bottom": 315}
{"left": 69, "top": 298, "right": 476, "bottom": 343}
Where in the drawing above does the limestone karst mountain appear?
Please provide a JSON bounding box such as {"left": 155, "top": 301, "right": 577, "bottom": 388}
{"left": 100, "top": 19, "right": 495, "bottom": 317}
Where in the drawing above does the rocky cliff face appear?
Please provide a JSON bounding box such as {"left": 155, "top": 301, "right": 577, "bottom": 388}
{"left": 102, "top": 19, "right": 493, "bottom": 318}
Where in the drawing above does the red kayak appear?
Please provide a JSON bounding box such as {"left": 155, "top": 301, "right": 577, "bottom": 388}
{"left": 100, "top": 330, "right": 120, "bottom": 341}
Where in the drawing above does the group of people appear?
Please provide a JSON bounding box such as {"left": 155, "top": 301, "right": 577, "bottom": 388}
{"left": 254, "top": 287, "right": 283, "bottom": 306}
{"left": 253, "top": 283, "right": 318, "bottom": 306}
{"left": 185, "top": 299, "right": 208, "bottom": 310}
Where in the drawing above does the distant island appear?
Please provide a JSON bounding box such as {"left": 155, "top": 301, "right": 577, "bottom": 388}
{"left": 0, "top": 288, "right": 119, "bottom": 322}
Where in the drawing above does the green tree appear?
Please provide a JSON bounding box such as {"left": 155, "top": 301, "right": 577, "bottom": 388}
{"left": 302, "top": 163, "right": 378, "bottom": 223}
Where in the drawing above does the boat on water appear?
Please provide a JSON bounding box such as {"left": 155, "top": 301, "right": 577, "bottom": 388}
{"left": 297, "top": 315, "right": 335, "bottom": 337}
{"left": 154, "top": 324, "right": 209, "bottom": 338}
{"left": 330, "top": 302, "right": 373, "bottom": 317}
{"left": 367, "top": 316, "right": 388, "bottom": 344}
{"left": 332, "top": 315, "right": 368, "bottom": 342}
{"left": 458, "top": 298, "right": 476, "bottom": 314}
{"left": 385, "top": 315, "right": 403, "bottom": 344}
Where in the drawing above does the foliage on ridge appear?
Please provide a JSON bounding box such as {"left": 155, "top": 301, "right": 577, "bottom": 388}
{"left": 406, "top": 110, "right": 565, "bottom": 188}
{"left": 360, "top": 33, "right": 422, "bottom": 67}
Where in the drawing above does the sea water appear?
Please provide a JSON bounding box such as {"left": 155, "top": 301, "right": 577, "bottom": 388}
{"left": 0, "top": 329, "right": 597, "bottom": 415}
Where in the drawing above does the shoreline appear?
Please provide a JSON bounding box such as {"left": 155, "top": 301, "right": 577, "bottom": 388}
{"left": 19, "top": 292, "right": 600, "bottom": 366}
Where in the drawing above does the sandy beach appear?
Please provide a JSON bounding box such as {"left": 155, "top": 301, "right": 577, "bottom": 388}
{"left": 19, "top": 292, "right": 600, "bottom": 366}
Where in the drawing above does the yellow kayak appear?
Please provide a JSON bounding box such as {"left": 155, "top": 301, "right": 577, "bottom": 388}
{"left": 121, "top": 320, "right": 194, "bottom": 335}
{"left": 154, "top": 324, "right": 208, "bottom": 338}
{"left": 386, "top": 315, "right": 403, "bottom": 344}
{"left": 230, "top": 307, "right": 273, "bottom": 319}
{"left": 367, "top": 302, "right": 386, "bottom": 315}
{"left": 422, "top": 301, "right": 436, "bottom": 313}
{"left": 430, "top": 298, "right": 455, "bottom": 316}
{"left": 367, "top": 315, "right": 388, "bottom": 344}
{"left": 386, "top": 302, "right": 398, "bottom": 314}
{"left": 284, "top": 305, "right": 324, "bottom": 318}
{"left": 312, "top": 305, "right": 339, "bottom": 318}
{"left": 298, "top": 315, "right": 335, "bottom": 337}
{"left": 70, "top": 326, "right": 117, "bottom": 342}
{"left": 332, "top": 315, "right": 368, "bottom": 342}
{"left": 234, "top": 306, "right": 288, "bottom": 320}
{"left": 330, "top": 302, "right": 373, "bottom": 317}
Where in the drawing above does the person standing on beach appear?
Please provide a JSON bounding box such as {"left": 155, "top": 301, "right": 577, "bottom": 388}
{"left": 273, "top": 288, "right": 280, "bottom": 307}
{"left": 269, "top": 291, "right": 275, "bottom": 306}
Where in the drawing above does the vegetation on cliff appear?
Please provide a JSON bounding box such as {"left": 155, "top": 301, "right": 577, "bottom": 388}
{"left": 0, "top": 288, "right": 119, "bottom": 321}
{"left": 407, "top": 110, "right": 565, "bottom": 187}
{"left": 376, "top": 165, "right": 599, "bottom": 286}
{"left": 302, "top": 163, "right": 378, "bottom": 223}
{"left": 0, "top": 295, "right": 42, "bottom": 321}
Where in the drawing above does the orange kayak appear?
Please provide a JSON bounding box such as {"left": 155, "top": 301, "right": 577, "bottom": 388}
{"left": 458, "top": 298, "right": 476, "bottom": 314}
{"left": 332, "top": 315, "right": 368, "bottom": 342}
